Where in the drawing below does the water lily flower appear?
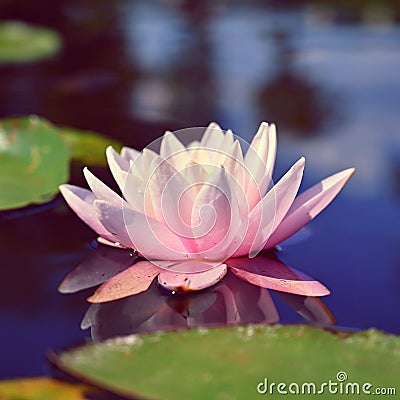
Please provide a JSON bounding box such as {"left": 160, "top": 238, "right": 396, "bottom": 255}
{"left": 60, "top": 122, "right": 354, "bottom": 299}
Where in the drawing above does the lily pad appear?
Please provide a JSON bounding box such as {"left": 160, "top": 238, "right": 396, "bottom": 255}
{"left": 57, "top": 325, "right": 400, "bottom": 400}
{"left": 0, "top": 116, "right": 69, "bottom": 210}
{"left": 60, "top": 127, "right": 122, "bottom": 167}
{"left": 0, "top": 377, "right": 92, "bottom": 400}
{"left": 0, "top": 21, "right": 62, "bottom": 64}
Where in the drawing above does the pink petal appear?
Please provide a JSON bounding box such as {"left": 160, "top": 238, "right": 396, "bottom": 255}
{"left": 191, "top": 167, "right": 241, "bottom": 259}
{"left": 83, "top": 167, "right": 122, "bottom": 205}
{"left": 158, "top": 263, "right": 227, "bottom": 292}
{"left": 222, "top": 140, "right": 247, "bottom": 197}
{"left": 94, "top": 200, "right": 135, "bottom": 248}
{"left": 121, "top": 201, "right": 191, "bottom": 260}
{"left": 233, "top": 157, "right": 305, "bottom": 258}
{"left": 265, "top": 168, "right": 355, "bottom": 249}
{"left": 59, "top": 184, "right": 116, "bottom": 243}
{"left": 227, "top": 255, "right": 330, "bottom": 296}
{"left": 87, "top": 260, "right": 162, "bottom": 303}
{"left": 147, "top": 156, "right": 195, "bottom": 247}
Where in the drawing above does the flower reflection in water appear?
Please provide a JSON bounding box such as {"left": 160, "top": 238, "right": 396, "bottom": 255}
{"left": 60, "top": 246, "right": 334, "bottom": 341}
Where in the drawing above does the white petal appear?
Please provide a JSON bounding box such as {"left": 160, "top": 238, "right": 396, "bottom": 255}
{"left": 244, "top": 122, "right": 277, "bottom": 209}
{"left": 83, "top": 167, "right": 122, "bottom": 205}
{"left": 181, "top": 161, "right": 209, "bottom": 189}
{"left": 121, "top": 146, "right": 140, "bottom": 162}
{"left": 223, "top": 129, "right": 235, "bottom": 148}
{"left": 130, "top": 148, "right": 158, "bottom": 181}
{"left": 187, "top": 140, "right": 201, "bottom": 148}
{"left": 106, "top": 146, "right": 128, "bottom": 191}
{"left": 126, "top": 149, "right": 159, "bottom": 216}
{"left": 160, "top": 130, "right": 186, "bottom": 168}
{"left": 200, "top": 122, "right": 225, "bottom": 149}
{"left": 108, "top": 146, "right": 130, "bottom": 171}
{"left": 122, "top": 171, "right": 146, "bottom": 213}
{"left": 97, "top": 237, "right": 127, "bottom": 248}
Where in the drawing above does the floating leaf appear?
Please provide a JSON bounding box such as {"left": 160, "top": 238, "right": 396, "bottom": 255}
{"left": 0, "top": 116, "right": 122, "bottom": 210}
{"left": 57, "top": 325, "right": 400, "bottom": 400}
{"left": 60, "top": 127, "right": 122, "bottom": 166}
{"left": 0, "top": 21, "right": 61, "bottom": 64}
{"left": 0, "top": 377, "right": 92, "bottom": 400}
{"left": 0, "top": 116, "right": 69, "bottom": 210}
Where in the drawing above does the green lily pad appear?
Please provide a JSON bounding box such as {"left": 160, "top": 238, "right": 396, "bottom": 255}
{"left": 0, "top": 377, "right": 92, "bottom": 400}
{"left": 60, "top": 127, "right": 122, "bottom": 167}
{"left": 0, "top": 116, "right": 69, "bottom": 210}
{"left": 57, "top": 325, "right": 400, "bottom": 400}
{"left": 0, "top": 21, "right": 62, "bottom": 64}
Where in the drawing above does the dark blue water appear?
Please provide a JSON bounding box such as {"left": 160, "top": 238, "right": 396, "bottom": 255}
{"left": 1, "top": 0, "right": 399, "bottom": 379}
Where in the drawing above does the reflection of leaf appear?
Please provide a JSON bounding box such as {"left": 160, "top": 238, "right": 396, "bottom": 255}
{"left": 0, "top": 116, "right": 69, "bottom": 210}
{"left": 0, "top": 21, "right": 61, "bottom": 64}
{"left": 0, "top": 377, "right": 92, "bottom": 400}
{"left": 57, "top": 325, "right": 400, "bottom": 400}
{"left": 60, "top": 127, "right": 122, "bottom": 167}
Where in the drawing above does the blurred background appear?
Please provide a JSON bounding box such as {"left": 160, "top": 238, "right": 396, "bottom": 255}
{"left": 0, "top": 0, "right": 399, "bottom": 378}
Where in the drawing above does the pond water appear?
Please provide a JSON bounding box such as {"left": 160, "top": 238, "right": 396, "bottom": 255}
{"left": 1, "top": 0, "right": 400, "bottom": 379}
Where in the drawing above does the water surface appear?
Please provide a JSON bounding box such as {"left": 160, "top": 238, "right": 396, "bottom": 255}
{"left": 1, "top": 0, "right": 399, "bottom": 379}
